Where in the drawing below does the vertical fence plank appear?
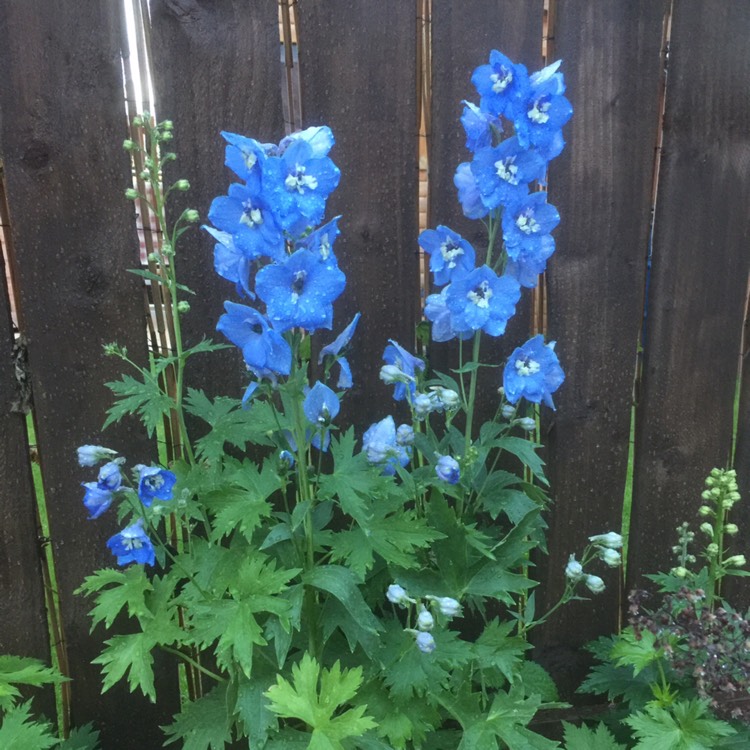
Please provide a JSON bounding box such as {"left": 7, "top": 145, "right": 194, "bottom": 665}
{"left": 149, "top": 0, "right": 285, "bottom": 400}
{"left": 536, "top": 1, "right": 667, "bottom": 693}
{"left": 429, "top": 2, "right": 543, "bottom": 419}
{"left": 0, "top": 2, "right": 177, "bottom": 745}
{"left": 628, "top": 1, "right": 750, "bottom": 589}
{"left": 296, "top": 0, "right": 420, "bottom": 428}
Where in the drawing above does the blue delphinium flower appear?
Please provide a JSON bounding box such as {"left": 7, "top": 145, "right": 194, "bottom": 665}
{"left": 318, "top": 313, "right": 360, "bottom": 388}
{"left": 221, "top": 131, "right": 274, "bottom": 189}
{"left": 256, "top": 248, "right": 346, "bottom": 333}
{"left": 204, "top": 226, "right": 254, "bottom": 298}
{"left": 296, "top": 217, "right": 341, "bottom": 269}
{"left": 503, "top": 335, "right": 565, "bottom": 409}
{"left": 362, "top": 416, "right": 410, "bottom": 475}
{"left": 454, "top": 162, "right": 489, "bottom": 220}
{"left": 418, "top": 226, "right": 476, "bottom": 286}
{"left": 107, "top": 519, "right": 155, "bottom": 567}
{"left": 278, "top": 450, "right": 295, "bottom": 470}
{"left": 216, "top": 302, "right": 292, "bottom": 384}
{"left": 77, "top": 445, "right": 117, "bottom": 467}
{"left": 264, "top": 138, "right": 340, "bottom": 235}
{"left": 472, "top": 50, "right": 530, "bottom": 119}
{"left": 208, "top": 182, "right": 285, "bottom": 262}
{"left": 278, "top": 125, "right": 335, "bottom": 159}
{"left": 460, "top": 101, "right": 500, "bottom": 152}
{"left": 97, "top": 461, "right": 122, "bottom": 491}
{"left": 435, "top": 455, "right": 460, "bottom": 484}
{"left": 505, "top": 233, "right": 556, "bottom": 288}
{"left": 470, "top": 136, "right": 546, "bottom": 210}
{"left": 396, "top": 424, "right": 414, "bottom": 446}
{"left": 136, "top": 465, "right": 177, "bottom": 507}
{"left": 502, "top": 192, "right": 560, "bottom": 262}
{"left": 445, "top": 266, "right": 521, "bottom": 337}
{"left": 424, "top": 287, "right": 472, "bottom": 343}
{"left": 304, "top": 382, "right": 340, "bottom": 451}
{"left": 82, "top": 483, "right": 113, "bottom": 520}
{"left": 382, "top": 341, "right": 425, "bottom": 401}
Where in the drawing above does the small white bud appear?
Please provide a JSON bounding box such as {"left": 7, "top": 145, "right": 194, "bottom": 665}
{"left": 585, "top": 575, "right": 605, "bottom": 594}
{"left": 589, "top": 532, "right": 623, "bottom": 549}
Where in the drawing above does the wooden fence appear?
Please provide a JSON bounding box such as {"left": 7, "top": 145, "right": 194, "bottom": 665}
{"left": 1, "top": 0, "right": 749, "bottom": 746}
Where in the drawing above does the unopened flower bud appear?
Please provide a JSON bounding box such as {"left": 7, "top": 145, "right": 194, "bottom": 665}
{"left": 131, "top": 115, "right": 144, "bottom": 127}
{"left": 671, "top": 566, "right": 688, "bottom": 578}
{"left": 396, "top": 424, "right": 414, "bottom": 446}
{"left": 124, "top": 187, "right": 139, "bottom": 200}
{"left": 147, "top": 252, "right": 160, "bottom": 263}
{"left": 77, "top": 445, "right": 118, "bottom": 467}
{"left": 177, "top": 300, "right": 190, "bottom": 314}
{"left": 278, "top": 450, "right": 294, "bottom": 471}
{"left": 435, "top": 455, "right": 460, "bottom": 484}
{"left": 174, "top": 179, "right": 190, "bottom": 191}
{"left": 161, "top": 119, "right": 174, "bottom": 131}
{"left": 585, "top": 575, "right": 605, "bottom": 594}
{"left": 705, "top": 477, "right": 716, "bottom": 487}
{"left": 437, "top": 388, "right": 460, "bottom": 410}
{"left": 414, "top": 393, "right": 436, "bottom": 419}
{"left": 417, "top": 607, "right": 434, "bottom": 632}
{"left": 725, "top": 523, "right": 739, "bottom": 536}
{"left": 699, "top": 505, "right": 712, "bottom": 516}
{"left": 184, "top": 209, "right": 200, "bottom": 223}
{"left": 380, "top": 364, "right": 407, "bottom": 384}
{"left": 729, "top": 491, "right": 741, "bottom": 501}
{"left": 501, "top": 404, "right": 516, "bottom": 419}
{"left": 122, "top": 139, "right": 138, "bottom": 151}
{"left": 386, "top": 584, "right": 411, "bottom": 606}
{"left": 565, "top": 555, "right": 584, "bottom": 581}
{"left": 589, "top": 532, "right": 623, "bottom": 549}
{"left": 430, "top": 596, "right": 461, "bottom": 618}
{"left": 701, "top": 490, "right": 712, "bottom": 501}
{"left": 159, "top": 130, "right": 174, "bottom": 141}
{"left": 699, "top": 522, "right": 714, "bottom": 537}
{"left": 722, "top": 499, "right": 735, "bottom": 510}
{"left": 415, "top": 631, "right": 436, "bottom": 654}
{"left": 600, "top": 548, "right": 621, "bottom": 567}
{"left": 162, "top": 243, "right": 174, "bottom": 257}
{"left": 706, "top": 543, "right": 719, "bottom": 557}
{"left": 517, "top": 417, "right": 536, "bottom": 431}
{"left": 724, "top": 554, "right": 746, "bottom": 567}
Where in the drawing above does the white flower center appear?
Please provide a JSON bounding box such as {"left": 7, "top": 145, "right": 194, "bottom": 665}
{"left": 123, "top": 535, "right": 143, "bottom": 551}
{"left": 285, "top": 164, "right": 319, "bottom": 194}
{"left": 291, "top": 270, "right": 306, "bottom": 303}
{"left": 528, "top": 96, "right": 551, "bottom": 124}
{"left": 516, "top": 210, "right": 540, "bottom": 235}
{"left": 242, "top": 150, "right": 257, "bottom": 172}
{"left": 495, "top": 157, "right": 519, "bottom": 185}
{"left": 490, "top": 66, "right": 513, "bottom": 94}
{"left": 440, "top": 240, "right": 464, "bottom": 269}
{"left": 515, "top": 357, "right": 541, "bottom": 377}
{"left": 319, "top": 234, "right": 331, "bottom": 260}
{"left": 467, "top": 280, "right": 493, "bottom": 309}
{"left": 146, "top": 474, "right": 164, "bottom": 491}
{"left": 240, "top": 200, "right": 263, "bottom": 228}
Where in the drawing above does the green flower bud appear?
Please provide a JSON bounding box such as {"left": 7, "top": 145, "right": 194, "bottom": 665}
{"left": 724, "top": 554, "right": 746, "bottom": 568}
{"left": 729, "top": 491, "right": 741, "bottom": 501}
{"left": 102, "top": 342, "right": 118, "bottom": 356}
{"left": 159, "top": 130, "right": 174, "bottom": 141}
{"left": 177, "top": 300, "right": 190, "bottom": 314}
{"left": 131, "top": 115, "right": 144, "bottom": 127}
{"left": 124, "top": 188, "right": 139, "bottom": 200}
{"left": 162, "top": 152, "right": 177, "bottom": 162}
{"left": 123, "top": 139, "right": 138, "bottom": 151}
{"left": 139, "top": 169, "right": 150, "bottom": 181}
{"left": 161, "top": 120, "right": 174, "bottom": 131}
{"left": 710, "top": 467, "right": 722, "bottom": 478}
{"left": 701, "top": 490, "right": 712, "bottom": 501}
{"left": 147, "top": 252, "right": 160, "bottom": 263}
{"left": 725, "top": 523, "right": 739, "bottom": 535}
{"left": 706, "top": 543, "right": 719, "bottom": 557}
{"left": 705, "top": 476, "right": 716, "bottom": 487}
{"left": 185, "top": 209, "right": 200, "bottom": 223}
{"left": 174, "top": 179, "right": 190, "bottom": 191}
{"left": 698, "top": 505, "right": 713, "bottom": 516}
{"left": 722, "top": 499, "right": 735, "bottom": 510}
{"left": 162, "top": 243, "right": 174, "bottom": 257}
{"left": 671, "top": 566, "right": 688, "bottom": 578}
{"left": 699, "top": 522, "right": 713, "bottom": 537}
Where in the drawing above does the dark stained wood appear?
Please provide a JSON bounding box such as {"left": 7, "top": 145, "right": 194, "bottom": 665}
{"left": 628, "top": 1, "right": 750, "bottom": 591}
{"left": 296, "top": 0, "right": 420, "bottom": 428}
{"left": 0, "top": 187, "right": 52, "bottom": 717}
{"left": 429, "top": 2, "right": 544, "bottom": 430}
{"left": 149, "top": 0, "right": 285, "bottom": 401}
{"left": 0, "top": 2, "right": 176, "bottom": 744}
{"left": 536, "top": 0, "right": 668, "bottom": 695}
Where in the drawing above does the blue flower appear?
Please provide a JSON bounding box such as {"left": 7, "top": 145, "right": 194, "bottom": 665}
{"left": 513, "top": 60, "right": 572, "bottom": 158}
{"left": 221, "top": 131, "right": 274, "bottom": 189}
{"left": 204, "top": 226, "right": 254, "bottom": 298}
{"left": 77, "top": 445, "right": 117, "bottom": 467}
{"left": 278, "top": 450, "right": 295, "bottom": 470}
{"left": 296, "top": 217, "right": 342, "bottom": 269}
{"left": 460, "top": 101, "right": 501, "bottom": 152}
{"left": 256, "top": 248, "right": 346, "bottom": 333}
{"left": 424, "top": 287, "right": 473, "bottom": 343}
{"left": 396, "top": 424, "right": 414, "bottom": 446}
{"left": 107, "top": 519, "right": 155, "bottom": 567}
{"left": 503, "top": 335, "right": 565, "bottom": 410}
{"left": 216, "top": 302, "right": 292, "bottom": 381}
{"left": 264, "top": 138, "right": 340, "bottom": 235}
{"left": 470, "top": 136, "right": 546, "bottom": 210}
{"left": 278, "top": 125, "right": 335, "bottom": 159}
{"left": 362, "top": 416, "right": 410, "bottom": 475}
{"left": 445, "top": 266, "right": 521, "bottom": 337}
{"left": 97, "top": 461, "right": 122, "bottom": 491}
{"left": 82, "top": 483, "right": 113, "bottom": 519}
{"left": 435, "top": 455, "right": 460, "bottom": 484}
{"left": 208, "top": 182, "right": 285, "bottom": 261}
{"left": 382, "top": 341, "right": 425, "bottom": 401}
{"left": 304, "top": 382, "right": 340, "bottom": 451}
{"left": 418, "top": 226, "right": 476, "bottom": 286}
{"left": 502, "top": 192, "right": 560, "bottom": 262}
{"left": 505, "top": 234, "right": 556, "bottom": 288}
{"left": 136, "top": 465, "right": 177, "bottom": 507}
{"left": 454, "top": 162, "right": 489, "bottom": 220}
{"left": 319, "top": 313, "right": 360, "bottom": 388}
{"left": 471, "top": 50, "right": 530, "bottom": 118}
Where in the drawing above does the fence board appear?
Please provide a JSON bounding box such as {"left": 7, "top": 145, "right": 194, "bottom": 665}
{"left": 628, "top": 1, "right": 750, "bottom": 590}
{"left": 149, "top": 0, "right": 285, "bottom": 402}
{"left": 0, "top": 2, "right": 176, "bottom": 744}
{"left": 534, "top": 1, "right": 667, "bottom": 693}
{"left": 429, "top": 2, "right": 543, "bottom": 429}
{"left": 296, "top": 0, "right": 420, "bottom": 428}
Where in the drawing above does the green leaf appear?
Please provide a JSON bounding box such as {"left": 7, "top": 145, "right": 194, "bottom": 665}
{"left": 625, "top": 699, "right": 736, "bottom": 750}
{"left": 516, "top": 660, "right": 559, "bottom": 703}
{"left": 562, "top": 722, "right": 626, "bottom": 750}
{"left": 103, "top": 373, "right": 174, "bottom": 436}
{"left": 57, "top": 724, "right": 101, "bottom": 750}
{"left": 265, "top": 654, "right": 376, "bottom": 748}
{"left": 0, "top": 702, "right": 57, "bottom": 750}
{"left": 233, "top": 676, "right": 277, "bottom": 746}
{"left": 76, "top": 567, "right": 153, "bottom": 630}
{"left": 488, "top": 437, "right": 548, "bottom": 485}
{"left": 464, "top": 560, "right": 535, "bottom": 603}
{"left": 473, "top": 619, "right": 529, "bottom": 683}
{"left": 610, "top": 628, "right": 662, "bottom": 676}
{"left": 0, "top": 656, "right": 66, "bottom": 712}
{"left": 92, "top": 632, "right": 157, "bottom": 701}
{"left": 163, "top": 685, "right": 232, "bottom": 750}
{"left": 303, "top": 566, "right": 383, "bottom": 634}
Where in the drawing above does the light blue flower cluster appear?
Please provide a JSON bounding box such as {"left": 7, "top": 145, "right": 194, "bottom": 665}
{"left": 208, "top": 127, "right": 353, "bottom": 403}
{"left": 77, "top": 447, "right": 176, "bottom": 567}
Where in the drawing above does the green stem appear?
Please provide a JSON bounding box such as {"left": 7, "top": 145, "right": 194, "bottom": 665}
{"left": 159, "top": 645, "right": 227, "bottom": 684}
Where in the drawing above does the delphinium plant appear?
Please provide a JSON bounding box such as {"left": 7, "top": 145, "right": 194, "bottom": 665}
{"left": 76, "top": 51, "right": 619, "bottom": 749}
{"left": 575, "top": 469, "right": 750, "bottom": 749}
